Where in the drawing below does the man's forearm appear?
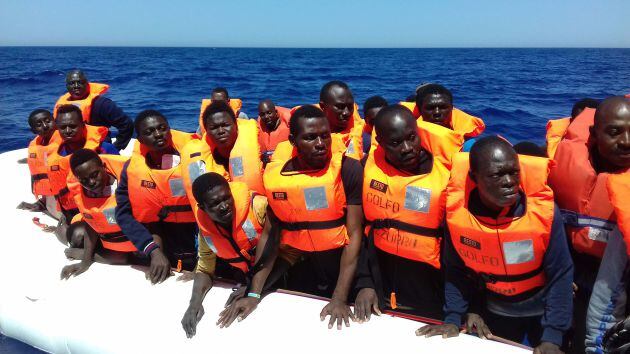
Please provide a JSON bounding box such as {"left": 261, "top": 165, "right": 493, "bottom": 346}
{"left": 82, "top": 227, "right": 98, "bottom": 263}
{"left": 189, "top": 272, "right": 213, "bottom": 307}
{"left": 332, "top": 243, "right": 359, "bottom": 302}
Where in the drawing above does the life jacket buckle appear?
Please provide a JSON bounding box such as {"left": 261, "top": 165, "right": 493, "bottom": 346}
{"left": 480, "top": 273, "right": 497, "bottom": 284}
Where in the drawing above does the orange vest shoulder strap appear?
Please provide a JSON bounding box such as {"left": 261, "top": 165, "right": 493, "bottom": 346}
{"left": 451, "top": 109, "right": 485, "bottom": 138}
{"left": 546, "top": 117, "right": 571, "bottom": 159}
{"left": 564, "top": 108, "right": 595, "bottom": 142}
{"left": 417, "top": 120, "right": 464, "bottom": 168}
{"left": 607, "top": 172, "right": 630, "bottom": 256}
{"left": 399, "top": 101, "right": 420, "bottom": 118}
{"left": 84, "top": 125, "right": 109, "bottom": 150}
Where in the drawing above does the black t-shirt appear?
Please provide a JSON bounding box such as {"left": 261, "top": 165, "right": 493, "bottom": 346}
{"left": 341, "top": 156, "right": 363, "bottom": 205}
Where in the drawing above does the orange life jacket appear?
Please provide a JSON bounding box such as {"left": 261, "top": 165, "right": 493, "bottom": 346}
{"left": 68, "top": 155, "right": 136, "bottom": 252}
{"left": 607, "top": 172, "right": 630, "bottom": 257}
{"left": 195, "top": 182, "right": 263, "bottom": 273}
{"left": 545, "top": 117, "right": 571, "bottom": 159}
{"left": 399, "top": 101, "right": 485, "bottom": 138}
{"left": 198, "top": 98, "right": 243, "bottom": 135}
{"left": 54, "top": 83, "right": 110, "bottom": 123}
{"left": 27, "top": 132, "right": 63, "bottom": 197}
{"left": 264, "top": 144, "right": 348, "bottom": 252}
{"left": 127, "top": 130, "right": 197, "bottom": 223}
{"left": 47, "top": 125, "right": 109, "bottom": 213}
{"left": 548, "top": 108, "right": 615, "bottom": 258}
{"left": 258, "top": 106, "right": 291, "bottom": 160}
{"left": 363, "top": 122, "right": 463, "bottom": 268}
{"left": 280, "top": 104, "right": 365, "bottom": 161}
{"left": 182, "top": 118, "right": 264, "bottom": 202}
{"left": 446, "top": 152, "right": 554, "bottom": 297}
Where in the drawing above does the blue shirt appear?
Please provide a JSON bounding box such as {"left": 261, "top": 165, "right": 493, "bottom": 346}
{"left": 58, "top": 141, "right": 119, "bottom": 157}
{"left": 90, "top": 96, "right": 134, "bottom": 151}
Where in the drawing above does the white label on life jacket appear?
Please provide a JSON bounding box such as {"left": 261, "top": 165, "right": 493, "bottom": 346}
{"left": 242, "top": 219, "right": 257, "bottom": 240}
{"left": 588, "top": 227, "right": 609, "bottom": 243}
{"left": 188, "top": 160, "right": 206, "bottom": 183}
{"left": 230, "top": 157, "right": 244, "bottom": 177}
{"left": 303, "top": 186, "right": 328, "bottom": 211}
{"left": 404, "top": 186, "right": 431, "bottom": 213}
{"left": 503, "top": 239, "right": 534, "bottom": 265}
{"left": 346, "top": 140, "right": 356, "bottom": 155}
{"left": 202, "top": 234, "right": 218, "bottom": 254}
{"left": 169, "top": 178, "right": 186, "bottom": 197}
{"left": 161, "top": 154, "right": 180, "bottom": 169}
{"left": 103, "top": 208, "right": 117, "bottom": 225}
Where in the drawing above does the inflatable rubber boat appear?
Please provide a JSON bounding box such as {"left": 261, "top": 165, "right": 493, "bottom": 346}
{"left": 0, "top": 146, "right": 531, "bottom": 354}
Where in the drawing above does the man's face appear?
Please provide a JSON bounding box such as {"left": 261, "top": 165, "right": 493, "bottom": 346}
{"left": 205, "top": 112, "right": 238, "bottom": 149}
{"left": 291, "top": 117, "right": 332, "bottom": 170}
{"left": 31, "top": 112, "right": 55, "bottom": 140}
{"left": 364, "top": 107, "right": 384, "bottom": 127}
{"left": 593, "top": 108, "right": 630, "bottom": 169}
{"left": 66, "top": 72, "right": 89, "bottom": 100}
{"left": 56, "top": 112, "right": 86, "bottom": 144}
{"left": 137, "top": 116, "right": 171, "bottom": 152}
{"left": 211, "top": 92, "right": 228, "bottom": 102}
{"left": 472, "top": 149, "right": 521, "bottom": 210}
{"left": 420, "top": 93, "right": 453, "bottom": 128}
{"left": 320, "top": 86, "right": 355, "bottom": 132}
{"left": 74, "top": 159, "right": 107, "bottom": 192}
{"left": 258, "top": 103, "right": 279, "bottom": 130}
{"left": 378, "top": 117, "right": 424, "bottom": 173}
{"left": 199, "top": 185, "right": 235, "bottom": 226}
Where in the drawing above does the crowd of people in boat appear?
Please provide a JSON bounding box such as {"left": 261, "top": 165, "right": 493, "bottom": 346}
{"left": 17, "top": 69, "right": 630, "bottom": 354}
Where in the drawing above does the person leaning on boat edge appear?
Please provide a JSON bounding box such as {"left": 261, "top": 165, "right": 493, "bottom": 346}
{"left": 417, "top": 137, "right": 573, "bottom": 354}
{"left": 216, "top": 105, "right": 364, "bottom": 330}
{"left": 54, "top": 69, "right": 134, "bottom": 151}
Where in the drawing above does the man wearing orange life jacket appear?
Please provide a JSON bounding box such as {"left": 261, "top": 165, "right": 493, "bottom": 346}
{"left": 319, "top": 80, "right": 365, "bottom": 160}
{"left": 197, "top": 87, "right": 248, "bottom": 135}
{"left": 47, "top": 105, "right": 118, "bottom": 245}
{"left": 18, "top": 109, "right": 62, "bottom": 216}
{"left": 59, "top": 149, "right": 137, "bottom": 279}
{"left": 417, "top": 137, "right": 573, "bottom": 354}
{"left": 400, "top": 84, "right": 485, "bottom": 151}
{"left": 360, "top": 96, "right": 388, "bottom": 155}
{"left": 581, "top": 96, "right": 630, "bottom": 353}
{"left": 355, "top": 105, "right": 463, "bottom": 321}
{"left": 257, "top": 99, "right": 291, "bottom": 165}
{"left": 545, "top": 98, "right": 599, "bottom": 159}
{"left": 216, "top": 105, "right": 364, "bottom": 330}
{"left": 353, "top": 105, "right": 463, "bottom": 322}
{"left": 548, "top": 97, "right": 630, "bottom": 354}
{"left": 114, "top": 110, "right": 198, "bottom": 284}
{"left": 181, "top": 172, "right": 270, "bottom": 338}
{"left": 182, "top": 101, "right": 265, "bottom": 200}
{"left": 53, "top": 70, "right": 133, "bottom": 150}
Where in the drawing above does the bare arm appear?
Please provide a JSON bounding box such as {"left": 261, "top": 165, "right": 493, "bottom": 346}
{"left": 331, "top": 204, "right": 363, "bottom": 302}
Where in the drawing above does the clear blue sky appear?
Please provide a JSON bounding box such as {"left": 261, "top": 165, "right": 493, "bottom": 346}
{"left": 1, "top": 0, "right": 629, "bottom": 47}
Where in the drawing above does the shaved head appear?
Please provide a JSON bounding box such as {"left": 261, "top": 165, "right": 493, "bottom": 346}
{"left": 374, "top": 104, "right": 416, "bottom": 137}
{"left": 592, "top": 96, "right": 630, "bottom": 170}
{"left": 66, "top": 69, "right": 87, "bottom": 82}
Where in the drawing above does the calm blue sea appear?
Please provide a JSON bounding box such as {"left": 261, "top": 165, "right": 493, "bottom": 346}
{"left": 1, "top": 47, "right": 630, "bottom": 153}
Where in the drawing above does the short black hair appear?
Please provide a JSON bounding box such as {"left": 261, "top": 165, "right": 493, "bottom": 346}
{"left": 415, "top": 84, "right": 453, "bottom": 107}
{"left": 135, "top": 109, "right": 168, "bottom": 134}
{"left": 55, "top": 104, "right": 84, "bottom": 121}
{"left": 69, "top": 148, "right": 101, "bottom": 173}
{"left": 202, "top": 101, "right": 237, "bottom": 128}
{"left": 192, "top": 172, "right": 230, "bottom": 204}
{"left": 320, "top": 80, "right": 350, "bottom": 102}
{"left": 513, "top": 141, "right": 547, "bottom": 158}
{"left": 363, "top": 96, "right": 388, "bottom": 116}
{"left": 373, "top": 104, "right": 415, "bottom": 137}
{"left": 469, "top": 136, "right": 515, "bottom": 173}
{"left": 28, "top": 109, "right": 52, "bottom": 128}
{"left": 571, "top": 98, "right": 600, "bottom": 119}
{"left": 211, "top": 87, "right": 229, "bottom": 98}
{"left": 289, "top": 105, "right": 326, "bottom": 136}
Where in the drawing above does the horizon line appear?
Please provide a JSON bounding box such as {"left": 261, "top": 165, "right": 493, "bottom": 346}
{"left": 1, "top": 45, "right": 629, "bottom": 50}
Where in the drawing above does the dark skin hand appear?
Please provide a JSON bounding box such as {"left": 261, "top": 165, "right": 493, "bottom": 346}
{"left": 60, "top": 224, "right": 97, "bottom": 279}
{"left": 416, "top": 323, "right": 460, "bottom": 339}
{"left": 182, "top": 271, "right": 213, "bottom": 338}
{"left": 353, "top": 287, "right": 381, "bottom": 323}
{"left": 17, "top": 157, "right": 27, "bottom": 164}
{"left": 416, "top": 313, "right": 492, "bottom": 339}
{"left": 148, "top": 247, "right": 172, "bottom": 284}
{"left": 16, "top": 200, "right": 46, "bottom": 212}
{"left": 533, "top": 342, "right": 564, "bottom": 354}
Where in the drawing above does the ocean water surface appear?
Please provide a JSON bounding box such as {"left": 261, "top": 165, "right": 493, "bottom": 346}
{"left": 1, "top": 47, "right": 630, "bottom": 153}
